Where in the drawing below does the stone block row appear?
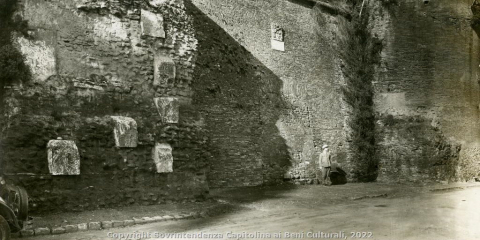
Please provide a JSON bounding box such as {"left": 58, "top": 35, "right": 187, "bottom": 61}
{"left": 47, "top": 112, "right": 180, "bottom": 175}
{"left": 20, "top": 213, "right": 202, "bottom": 237}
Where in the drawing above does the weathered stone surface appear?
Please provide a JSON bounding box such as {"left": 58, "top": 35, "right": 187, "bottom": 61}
{"left": 52, "top": 227, "right": 66, "bottom": 234}
{"left": 1, "top": 0, "right": 208, "bottom": 215}
{"left": 34, "top": 227, "right": 51, "bottom": 235}
{"left": 88, "top": 222, "right": 101, "bottom": 230}
{"left": 101, "top": 221, "right": 113, "bottom": 229}
{"left": 190, "top": 0, "right": 341, "bottom": 187}
{"left": 64, "top": 225, "right": 78, "bottom": 233}
{"left": 375, "top": 92, "right": 409, "bottom": 116}
{"left": 153, "top": 54, "right": 176, "bottom": 86}
{"left": 16, "top": 36, "right": 56, "bottom": 82}
{"left": 77, "top": 223, "right": 88, "bottom": 231}
{"left": 141, "top": 9, "right": 165, "bottom": 38}
{"left": 47, "top": 140, "right": 80, "bottom": 175}
{"left": 153, "top": 97, "right": 179, "bottom": 123}
{"left": 111, "top": 116, "right": 138, "bottom": 148}
{"left": 153, "top": 216, "right": 165, "bottom": 222}
{"left": 152, "top": 143, "right": 173, "bottom": 173}
{"left": 20, "top": 229, "right": 34, "bottom": 237}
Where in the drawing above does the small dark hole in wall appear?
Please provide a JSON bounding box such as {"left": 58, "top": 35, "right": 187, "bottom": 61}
{"left": 423, "top": 0, "right": 429, "bottom": 4}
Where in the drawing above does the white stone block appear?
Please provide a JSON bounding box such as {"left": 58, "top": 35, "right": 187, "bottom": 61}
{"left": 141, "top": 10, "right": 165, "bottom": 38}
{"left": 16, "top": 37, "right": 56, "bottom": 82}
{"left": 153, "top": 54, "right": 176, "bottom": 86}
{"left": 152, "top": 143, "right": 173, "bottom": 173}
{"left": 47, "top": 140, "right": 80, "bottom": 175}
{"left": 154, "top": 97, "right": 179, "bottom": 123}
{"left": 149, "top": 0, "right": 168, "bottom": 7}
{"left": 271, "top": 39, "right": 285, "bottom": 51}
{"left": 111, "top": 116, "right": 138, "bottom": 148}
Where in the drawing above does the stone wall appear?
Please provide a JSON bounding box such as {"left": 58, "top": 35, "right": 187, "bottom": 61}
{"left": 371, "top": 0, "right": 480, "bottom": 182}
{"left": 190, "top": 0, "right": 351, "bottom": 185}
{"left": 0, "top": 0, "right": 209, "bottom": 213}
{"left": 186, "top": 2, "right": 291, "bottom": 187}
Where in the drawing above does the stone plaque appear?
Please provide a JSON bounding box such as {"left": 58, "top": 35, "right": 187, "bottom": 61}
{"left": 154, "top": 97, "right": 179, "bottom": 123}
{"left": 153, "top": 54, "right": 176, "bottom": 86}
{"left": 152, "top": 143, "right": 173, "bottom": 173}
{"left": 47, "top": 140, "right": 80, "bottom": 175}
{"left": 111, "top": 116, "right": 138, "bottom": 148}
{"left": 141, "top": 10, "right": 165, "bottom": 38}
{"left": 271, "top": 23, "right": 285, "bottom": 52}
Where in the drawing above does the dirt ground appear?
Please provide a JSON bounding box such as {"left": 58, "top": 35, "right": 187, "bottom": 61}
{"left": 20, "top": 182, "right": 480, "bottom": 240}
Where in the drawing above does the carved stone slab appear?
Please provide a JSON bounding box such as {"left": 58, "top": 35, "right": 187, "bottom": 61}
{"left": 153, "top": 54, "right": 176, "bottom": 86}
{"left": 141, "top": 10, "right": 165, "bottom": 38}
{"left": 271, "top": 23, "right": 285, "bottom": 52}
{"left": 47, "top": 140, "right": 80, "bottom": 175}
{"left": 152, "top": 143, "right": 173, "bottom": 173}
{"left": 154, "top": 97, "right": 179, "bottom": 123}
{"left": 111, "top": 116, "right": 138, "bottom": 148}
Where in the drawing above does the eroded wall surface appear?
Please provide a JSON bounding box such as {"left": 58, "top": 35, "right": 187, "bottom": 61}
{"left": 190, "top": 0, "right": 351, "bottom": 185}
{"left": 372, "top": 0, "right": 480, "bottom": 182}
{"left": 0, "top": 0, "right": 209, "bottom": 213}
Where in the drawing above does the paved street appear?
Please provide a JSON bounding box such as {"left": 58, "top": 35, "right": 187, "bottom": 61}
{"left": 20, "top": 184, "right": 480, "bottom": 240}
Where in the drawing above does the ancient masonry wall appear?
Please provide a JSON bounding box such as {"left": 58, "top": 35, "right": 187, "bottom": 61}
{"left": 371, "top": 0, "right": 480, "bottom": 183}
{"left": 190, "top": 0, "right": 352, "bottom": 186}
{"left": 0, "top": 0, "right": 210, "bottom": 213}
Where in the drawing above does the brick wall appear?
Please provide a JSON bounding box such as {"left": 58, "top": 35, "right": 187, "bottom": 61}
{"left": 189, "top": 0, "right": 351, "bottom": 185}
{"left": 371, "top": 0, "right": 480, "bottom": 182}
{"left": 0, "top": 0, "right": 209, "bottom": 213}
{"left": 186, "top": 2, "right": 291, "bottom": 187}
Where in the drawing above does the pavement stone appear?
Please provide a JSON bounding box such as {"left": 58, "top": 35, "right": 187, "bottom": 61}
{"left": 133, "top": 218, "right": 147, "bottom": 224}
{"left": 65, "top": 225, "right": 79, "bottom": 233}
{"left": 101, "top": 221, "right": 113, "bottom": 229}
{"left": 78, "top": 223, "right": 88, "bottom": 231}
{"left": 88, "top": 222, "right": 101, "bottom": 230}
{"left": 34, "top": 227, "right": 51, "bottom": 236}
{"left": 124, "top": 220, "right": 135, "bottom": 226}
{"left": 112, "top": 220, "right": 124, "bottom": 227}
{"left": 20, "top": 229, "right": 34, "bottom": 237}
{"left": 52, "top": 227, "right": 66, "bottom": 234}
{"left": 142, "top": 217, "right": 155, "bottom": 223}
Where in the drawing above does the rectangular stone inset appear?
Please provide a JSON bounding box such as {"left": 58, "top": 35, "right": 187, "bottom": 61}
{"left": 47, "top": 140, "right": 80, "bottom": 175}
{"left": 153, "top": 54, "right": 175, "bottom": 86}
{"left": 141, "top": 10, "right": 165, "bottom": 38}
{"left": 152, "top": 143, "right": 173, "bottom": 173}
{"left": 154, "top": 97, "right": 179, "bottom": 123}
{"left": 271, "top": 23, "right": 285, "bottom": 52}
{"left": 111, "top": 116, "right": 138, "bottom": 148}
{"left": 375, "top": 92, "right": 409, "bottom": 116}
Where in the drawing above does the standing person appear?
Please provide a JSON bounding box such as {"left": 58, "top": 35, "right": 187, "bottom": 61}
{"left": 318, "top": 145, "right": 332, "bottom": 185}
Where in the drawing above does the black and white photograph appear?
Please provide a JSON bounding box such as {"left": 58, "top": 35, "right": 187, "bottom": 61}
{"left": 0, "top": 0, "right": 479, "bottom": 239}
